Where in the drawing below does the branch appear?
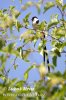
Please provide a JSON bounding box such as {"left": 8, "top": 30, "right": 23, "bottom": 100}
{"left": 57, "top": 5, "right": 65, "bottom": 28}
{"left": 22, "top": 49, "right": 39, "bottom": 52}
{"left": 57, "top": 5, "right": 64, "bottom": 19}
{"left": 62, "top": 50, "right": 66, "bottom": 53}
{"left": 22, "top": 25, "right": 64, "bottom": 44}
{"left": 48, "top": 34, "right": 63, "bottom": 43}
{"left": 13, "top": 56, "right": 17, "bottom": 66}
{"left": 4, "top": 68, "right": 8, "bottom": 78}
{"left": 23, "top": 49, "right": 66, "bottom": 54}
{"left": 23, "top": 25, "right": 34, "bottom": 30}
{"left": 50, "top": 50, "right": 66, "bottom": 54}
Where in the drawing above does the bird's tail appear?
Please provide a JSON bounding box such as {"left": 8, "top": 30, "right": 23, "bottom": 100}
{"left": 43, "top": 33, "right": 50, "bottom": 72}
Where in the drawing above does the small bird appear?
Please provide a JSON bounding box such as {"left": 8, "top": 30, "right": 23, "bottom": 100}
{"left": 31, "top": 16, "right": 39, "bottom": 31}
{"left": 31, "top": 16, "right": 50, "bottom": 73}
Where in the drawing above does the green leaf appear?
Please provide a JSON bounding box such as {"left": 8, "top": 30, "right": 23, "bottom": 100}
{"left": 3, "top": 9, "right": 7, "bottom": 13}
{"left": 20, "top": 30, "right": 35, "bottom": 43}
{"left": 55, "top": 42, "right": 64, "bottom": 52}
{"left": 23, "top": 13, "right": 31, "bottom": 26}
{"left": 22, "top": 49, "right": 31, "bottom": 61}
{"left": 51, "top": 14, "right": 58, "bottom": 22}
{"left": 63, "top": 70, "right": 66, "bottom": 79}
{"left": 47, "top": 64, "right": 55, "bottom": 69}
{"left": 10, "top": 7, "right": 20, "bottom": 18}
{"left": 0, "top": 37, "right": 6, "bottom": 49}
{"left": 63, "top": 42, "right": 66, "bottom": 47}
{"left": 15, "top": 21, "right": 22, "bottom": 31}
{"left": 0, "top": 96, "right": 16, "bottom": 100}
{"left": 19, "top": 0, "right": 22, "bottom": 3}
{"left": 51, "top": 48, "right": 61, "bottom": 57}
{"left": 38, "top": 40, "right": 47, "bottom": 52}
{"left": 21, "top": 1, "right": 33, "bottom": 10}
{"left": 44, "top": 2, "right": 55, "bottom": 13}
{"left": 14, "top": 64, "right": 18, "bottom": 70}
{"left": 24, "top": 64, "right": 36, "bottom": 80}
{"left": 0, "top": 74, "right": 5, "bottom": 81}
{"left": 0, "top": 65, "right": 5, "bottom": 72}
{"left": 9, "top": 78, "right": 17, "bottom": 86}
{"left": 33, "top": 39, "right": 37, "bottom": 47}
{"left": 52, "top": 56, "right": 57, "bottom": 66}
{"left": 16, "top": 80, "right": 25, "bottom": 87}
{"left": 4, "top": 43, "right": 15, "bottom": 52}
{"left": 38, "top": 41, "right": 43, "bottom": 51}
{"left": 24, "top": 13, "right": 31, "bottom": 21}
{"left": 48, "top": 22, "right": 58, "bottom": 30}
{"left": 54, "top": 49, "right": 61, "bottom": 57}
{"left": 13, "top": 10, "right": 20, "bottom": 18}
{"left": 9, "top": 6, "right": 15, "bottom": 10}
{"left": 35, "top": 3, "right": 41, "bottom": 14}
{"left": 17, "top": 46, "right": 22, "bottom": 52}
{"left": 0, "top": 43, "right": 20, "bottom": 57}
{"left": 0, "top": 54, "right": 6, "bottom": 63}
{"left": 47, "top": 14, "right": 59, "bottom": 29}
{"left": 39, "top": 21, "right": 47, "bottom": 30}
{"left": 56, "top": 0, "right": 63, "bottom": 6}
{"left": 62, "top": 4, "right": 66, "bottom": 11}
{"left": 24, "top": 72, "right": 28, "bottom": 80}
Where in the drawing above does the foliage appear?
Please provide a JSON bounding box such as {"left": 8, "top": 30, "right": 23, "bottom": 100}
{"left": 0, "top": 0, "right": 66, "bottom": 100}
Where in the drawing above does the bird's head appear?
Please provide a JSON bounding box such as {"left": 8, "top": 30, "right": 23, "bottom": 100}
{"left": 31, "top": 16, "right": 39, "bottom": 25}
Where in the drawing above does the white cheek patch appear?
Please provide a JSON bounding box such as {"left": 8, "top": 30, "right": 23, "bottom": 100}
{"left": 33, "top": 18, "right": 39, "bottom": 24}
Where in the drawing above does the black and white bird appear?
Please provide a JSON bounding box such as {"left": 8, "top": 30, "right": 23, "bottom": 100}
{"left": 31, "top": 16, "right": 50, "bottom": 73}
{"left": 31, "top": 16, "right": 39, "bottom": 30}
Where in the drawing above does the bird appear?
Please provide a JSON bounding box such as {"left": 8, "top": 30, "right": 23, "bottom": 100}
{"left": 31, "top": 16, "right": 39, "bottom": 31}
{"left": 31, "top": 16, "right": 45, "bottom": 37}
{"left": 31, "top": 16, "right": 50, "bottom": 73}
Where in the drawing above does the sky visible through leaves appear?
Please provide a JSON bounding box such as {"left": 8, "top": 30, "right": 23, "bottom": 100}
{"left": 0, "top": 0, "right": 66, "bottom": 83}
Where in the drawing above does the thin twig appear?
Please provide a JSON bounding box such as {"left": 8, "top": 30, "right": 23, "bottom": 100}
{"left": 57, "top": 6, "right": 64, "bottom": 19}
{"left": 48, "top": 34, "right": 63, "bottom": 43}
{"left": 13, "top": 56, "right": 17, "bottom": 66}
{"left": 57, "top": 5, "right": 65, "bottom": 28}
{"left": 24, "top": 26, "right": 34, "bottom": 30}
{"left": 62, "top": 50, "right": 66, "bottom": 53}
{"left": 22, "top": 49, "right": 66, "bottom": 54}
{"left": 23, "top": 49, "right": 39, "bottom": 52}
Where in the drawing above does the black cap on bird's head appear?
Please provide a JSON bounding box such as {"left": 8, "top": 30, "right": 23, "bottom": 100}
{"left": 31, "top": 16, "right": 38, "bottom": 21}
{"left": 31, "top": 16, "right": 39, "bottom": 24}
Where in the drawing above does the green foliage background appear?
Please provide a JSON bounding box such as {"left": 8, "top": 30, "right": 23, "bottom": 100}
{"left": 0, "top": 0, "right": 66, "bottom": 100}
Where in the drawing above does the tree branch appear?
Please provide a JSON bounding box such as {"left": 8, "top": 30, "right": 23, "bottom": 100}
{"left": 23, "top": 25, "right": 63, "bottom": 44}
{"left": 48, "top": 34, "right": 63, "bottom": 43}
{"left": 57, "top": 5, "right": 64, "bottom": 19}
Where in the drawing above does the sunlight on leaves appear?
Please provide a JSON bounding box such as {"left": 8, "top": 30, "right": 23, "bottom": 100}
{"left": 44, "top": 2, "right": 55, "bottom": 13}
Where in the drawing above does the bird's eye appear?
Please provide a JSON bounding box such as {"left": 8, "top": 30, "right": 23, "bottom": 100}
{"left": 36, "top": 20, "right": 39, "bottom": 24}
